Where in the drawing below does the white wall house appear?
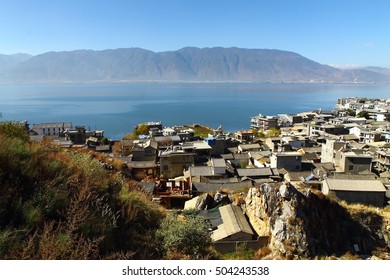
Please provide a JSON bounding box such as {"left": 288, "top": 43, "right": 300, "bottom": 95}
{"left": 32, "top": 122, "right": 73, "bottom": 136}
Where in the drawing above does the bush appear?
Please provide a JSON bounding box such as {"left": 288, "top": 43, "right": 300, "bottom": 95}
{"left": 0, "top": 122, "right": 29, "bottom": 142}
{"left": 346, "top": 109, "right": 356, "bottom": 117}
{"left": 357, "top": 111, "right": 370, "bottom": 119}
{"left": 156, "top": 214, "right": 212, "bottom": 259}
{"left": 223, "top": 243, "right": 255, "bottom": 260}
{"left": 0, "top": 130, "right": 165, "bottom": 259}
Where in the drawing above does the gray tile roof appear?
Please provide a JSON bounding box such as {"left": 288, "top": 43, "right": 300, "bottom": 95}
{"left": 220, "top": 153, "right": 234, "bottom": 160}
{"left": 239, "top": 143, "right": 261, "bottom": 150}
{"left": 236, "top": 168, "right": 273, "bottom": 177}
{"left": 188, "top": 166, "right": 214, "bottom": 177}
{"left": 325, "top": 178, "right": 386, "bottom": 192}
{"left": 313, "top": 162, "right": 335, "bottom": 171}
{"left": 332, "top": 173, "right": 378, "bottom": 180}
{"left": 32, "top": 122, "right": 72, "bottom": 129}
{"left": 211, "top": 204, "right": 254, "bottom": 242}
{"left": 211, "top": 158, "right": 227, "bottom": 168}
{"left": 126, "top": 161, "right": 156, "bottom": 169}
{"left": 193, "top": 181, "right": 253, "bottom": 193}
{"left": 233, "top": 153, "right": 250, "bottom": 160}
{"left": 154, "top": 135, "right": 181, "bottom": 142}
{"left": 249, "top": 151, "right": 271, "bottom": 159}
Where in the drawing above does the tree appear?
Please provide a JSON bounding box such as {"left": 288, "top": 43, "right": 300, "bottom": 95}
{"left": 0, "top": 121, "right": 29, "bottom": 142}
{"left": 346, "top": 109, "right": 356, "bottom": 117}
{"left": 100, "top": 137, "right": 109, "bottom": 145}
{"left": 155, "top": 214, "right": 212, "bottom": 259}
{"left": 265, "top": 127, "right": 281, "bottom": 137}
{"left": 357, "top": 111, "right": 370, "bottom": 119}
{"left": 134, "top": 124, "right": 149, "bottom": 136}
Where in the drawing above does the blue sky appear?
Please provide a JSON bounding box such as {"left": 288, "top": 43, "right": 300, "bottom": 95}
{"left": 0, "top": 0, "right": 389, "bottom": 67}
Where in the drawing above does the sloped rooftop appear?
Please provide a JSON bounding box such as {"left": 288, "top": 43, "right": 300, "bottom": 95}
{"left": 211, "top": 204, "right": 254, "bottom": 242}
{"left": 325, "top": 178, "right": 386, "bottom": 192}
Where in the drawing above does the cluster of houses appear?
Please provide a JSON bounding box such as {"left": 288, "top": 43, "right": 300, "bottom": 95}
{"left": 28, "top": 122, "right": 110, "bottom": 151}
{"left": 22, "top": 97, "right": 390, "bottom": 248}
{"left": 114, "top": 97, "right": 390, "bottom": 247}
{"left": 115, "top": 98, "right": 390, "bottom": 211}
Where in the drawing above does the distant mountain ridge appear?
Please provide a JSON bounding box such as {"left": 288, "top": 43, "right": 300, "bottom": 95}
{"left": 0, "top": 47, "right": 389, "bottom": 83}
{"left": 0, "top": 53, "right": 32, "bottom": 72}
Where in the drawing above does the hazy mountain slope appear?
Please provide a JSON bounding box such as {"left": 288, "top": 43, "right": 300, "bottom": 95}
{"left": 362, "top": 66, "right": 390, "bottom": 76}
{"left": 177, "top": 47, "right": 338, "bottom": 81}
{"left": 334, "top": 68, "right": 390, "bottom": 83}
{"left": 0, "top": 53, "right": 32, "bottom": 72}
{"left": 0, "top": 47, "right": 389, "bottom": 83}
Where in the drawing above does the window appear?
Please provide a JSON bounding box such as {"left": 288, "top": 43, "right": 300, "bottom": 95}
{"left": 348, "top": 165, "right": 354, "bottom": 171}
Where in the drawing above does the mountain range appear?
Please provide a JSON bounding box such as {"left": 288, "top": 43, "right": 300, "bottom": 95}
{"left": 0, "top": 47, "right": 389, "bottom": 83}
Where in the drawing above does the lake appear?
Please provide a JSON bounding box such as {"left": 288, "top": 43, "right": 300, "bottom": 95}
{"left": 0, "top": 83, "right": 389, "bottom": 139}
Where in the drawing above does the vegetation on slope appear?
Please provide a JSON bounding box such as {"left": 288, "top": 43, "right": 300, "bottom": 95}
{"left": 191, "top": 124, "right": 213, "bottom": 138}
{"left": 0, "top": 122, "right": 165, "bottom": 259}
{"left": 155, "top": 213, "right": 213, "bottom": 259}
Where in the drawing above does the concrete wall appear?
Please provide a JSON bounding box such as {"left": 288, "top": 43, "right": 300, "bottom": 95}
{"left": 160, "top": 153, "right": 194, "bottom": 179}
{"left": 321, "top": 140, "right": 344, "bottom": 163}
{"left": 342, "top": 156, "right": 372, "bottom": 174}
{"left": 322, "top": 181, "right": 385, "bottom": 207}
{"left": 271, "top": 154, "right": 302, "bottom": 171}
{"left": 333, "top": 190, "right": 385, "bottom": 207}
{"left": 213, "top": 236, "right": 269, "bottom": 254}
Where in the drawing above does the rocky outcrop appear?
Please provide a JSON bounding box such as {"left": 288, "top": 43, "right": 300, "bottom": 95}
{"left": 245, "top": 183, "right": 389, "bottom": 259}
{"left": 186, "top": 192, "right": 231, "bottom": 210}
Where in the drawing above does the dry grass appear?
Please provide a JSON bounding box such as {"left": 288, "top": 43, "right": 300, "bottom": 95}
{"left": 339, "top": 251, "right": 363, "bottom": 260}
{"left": 340, "top": 201, "right": 389, "bottom": 227}
{"left": 0, "top": 127, "right": 165, "bottom": 259}
{"left": 254, "top": 246, "right": 272, "bottom": 259}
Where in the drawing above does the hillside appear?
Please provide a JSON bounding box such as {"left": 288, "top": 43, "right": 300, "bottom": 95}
{"left": 1, "top": 47, "right": 389, "bottom": 83}
{"left": 0, "top": 123, "right": 389, "bottom": 260}
{"left": 0, "top": 122, "right": 165, "bottom": 259}
{"left": 0, "top": 53, "right": 32, "bottom": 72}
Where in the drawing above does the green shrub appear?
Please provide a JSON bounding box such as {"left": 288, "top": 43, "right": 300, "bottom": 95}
{"left": 156, "top": 214, "right": 212, "bottom": 259}
{"left": 223, "top": 243, "right": 255, "bottom": 260}
{"left": 0, "top": 130, "right": 165, "bottom": 259}
{"left": 0, "top": 122, "right": 29, "bottom": 142}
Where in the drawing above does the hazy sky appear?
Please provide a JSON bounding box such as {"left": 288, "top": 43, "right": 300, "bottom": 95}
{"left": 1, "top": 0, "right": 389, "bottom": 67}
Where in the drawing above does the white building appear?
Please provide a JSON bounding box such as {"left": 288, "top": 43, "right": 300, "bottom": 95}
{"left": 32, "top": 122, "right": 73, "bottom": 136}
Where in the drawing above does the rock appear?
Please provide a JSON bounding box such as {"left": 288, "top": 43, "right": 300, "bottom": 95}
{"left": 196, "top": 193, "right": 215, "bottom": 210}
{"left": 271, "top": 219, "right": 286, "bottom": 240}
{"left": 279, "top": 184, "right": 290, "bottom": 199}
{"left": 214, "top": 192, "right": 223, "bottom": 203}
{"left": 281, "top": 201, "right": 293, "bottom": 219}
{"left": 243, "top": 181, "right": 389, "bottom": 259}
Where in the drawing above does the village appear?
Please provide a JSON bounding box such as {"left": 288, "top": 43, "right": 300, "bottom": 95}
{"left": 24, "top": 97, "right": 390, "bottom": 254}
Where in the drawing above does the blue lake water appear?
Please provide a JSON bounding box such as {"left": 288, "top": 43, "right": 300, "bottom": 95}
{"left": 0, "top": 83, "right": 389, "bottom": 139}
